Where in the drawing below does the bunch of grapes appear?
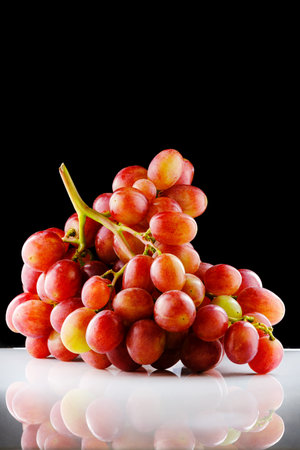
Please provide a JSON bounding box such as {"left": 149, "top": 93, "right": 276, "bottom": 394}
{"left": 6, "top": 149, "right": 285, "bottom": 374}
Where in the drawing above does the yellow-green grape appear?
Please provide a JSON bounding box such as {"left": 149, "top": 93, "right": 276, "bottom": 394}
{"left": 212, "top": 295, "right": 242, "bottom": 319}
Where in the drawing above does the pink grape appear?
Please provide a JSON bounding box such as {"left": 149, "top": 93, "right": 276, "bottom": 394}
{"left": 174, "top": 158, "right": 194, "bottom": 185}
{"left": 50, "top": 297, "right": 83, "bottom": 333}
{"left": 147, "top": 148, "right": 184, "bottom": 190}
{"left": 113, "top": 230, "right": 145, "bottom": 263}
{"left": 248, "top": 336, "right": 284, "bottom": 374}
{"left": 21, "top": 230, "right": 66, "bottom": 272}
{"left": 194, "top": 262, "right": 213, "bottom": 281}
{"left": 6, "top": 293, "right": 40, "bottom": 333}
{"left": 161, "top": 184, "right": 208, "bottom": 217}
{"left": 132, "top": 178, "right": 157, "bottom": 202}
{"left": 12, "top": 300, "right": 53, "bottom": 337}
{"left": 146, "top": 196, "right": 182, "bottom": 222}
{"left": 154, "top": 290, "right": 196, "bottom": 332}
{"left": 192, "top": 304, "right": 228, "bottom": 341}
{"left": 224, "top": 321, "right": 259, "bottom": 364}
{"left": 150, "top": 253, "right": 186, "bottom": 292}
{"left": 181, "top": 273, "right": 206, "bottom": 308}
{"left": 112, "top": 165, "right": 147, "bottom": 191}
{"left": 155, "top": 242, "right": 201, "bottom": 274}
{"left": 234, "top": 268, "right": 263, "bottom": 296}
{"left": 81, "top": 276, "right": 113, "bottom": 310}
{"left": 86, "top": 310, "right": 125, "bottom": 353}
{"left": 48, "top": 330, "right": 78, "bottom": 361}
{"left": 80, "top": 349, "right": 111, "bottom": 369}
{"left": 204, "top": 263, "right": 242, "bottom": 296}
{"left": 21, "top": 264, "right": 41, "bottom": 294}
{"left": 44, "top": 259, "right": 83, "bottom": 303}
{"left": 109, "top": 187, "right": 149, "bottom": 226}
{"left": 237, "top": 286, "right": 285, "bottom": 326}
{"left": 112, "top": 287, "right": 154, "bottom": 324}
{"left": 122, "top": 254, "right": 154, "bottom": 292}
{"left": 25, "top": 336, "right": 50, "bottom": 359}
{"left": 92, "top": 192, "right": 112, "bottom": 213}
{"left": 64, "top": 212, "right": 100, "bottom": 248}
{"left": 126, "top": 319, "right": 166, "bottom": 365}
{"left": 95, "top": 226, "right": 118, "bottom": 264}
{"left": 150, "top": 211, "right": 197, "bottom": 245}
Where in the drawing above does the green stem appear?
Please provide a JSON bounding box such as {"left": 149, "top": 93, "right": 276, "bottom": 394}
{"left": 59, "top": 163, "right": 135, "bottom": 261}
{"left": 230, "top": 315, "right": 276, "bottom": 340}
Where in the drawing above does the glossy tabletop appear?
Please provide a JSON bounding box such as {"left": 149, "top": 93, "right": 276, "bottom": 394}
{"left": 0, "top": 348, "right": 299, "bottom": 449}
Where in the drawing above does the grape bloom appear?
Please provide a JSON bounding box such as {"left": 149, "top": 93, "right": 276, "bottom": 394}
{"left": 5, "top": 148, "right": 285, "bottom": 376}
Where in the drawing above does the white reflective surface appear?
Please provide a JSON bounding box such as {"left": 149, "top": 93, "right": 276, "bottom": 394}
{"left": 0, "top": 348, "right": 299, "bottom": 449}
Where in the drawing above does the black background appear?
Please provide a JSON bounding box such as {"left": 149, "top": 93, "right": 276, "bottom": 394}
{"left": 0, "top": 28, "right": 298, "bottom": 350}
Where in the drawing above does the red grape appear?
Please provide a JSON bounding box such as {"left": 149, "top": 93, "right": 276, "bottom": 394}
{"left": 112, "top": 287, "right": 154, "bottom": 324}
{"left": 50, "top": 297, "right": 83, "bottom": 333}
{"left": 44, "top": 259, "right": 83, "bottom": 303}
{"left": 80, "top": 349, "right": 111, "bottom": 369}
{"left": 121, "top": 254, "right": 154, "bottom": 292}
{"left": 161, "top": 184, "right": 208, "bottom": 218}
{"left": 237, "top": 286, "right": 285, "bottom": 326}
{"left": 64, "top": 212, "right": 100, "bottom": 248}
{"left": 150, "top": 253, "right": 186, "bottom": 292}
{"left": 224, "top": 321, "right": 259, "bottom": 364}
{"left": 174, "top": 158, "right": 194, "bottom": 185}
{"left": 132, "top": 178, "right": 157, "bottom": 202}
{"left": 81, "top": 276, "right": 112, "bottom": 310}
{"left": 194, "top": 262, "right": 213, "bottom": 281}
{"left": 21, "top": 264, "right": 41, "bottom": 294}
{"left": 181, "top": 273, "right": 206, "bottom": 308}
{"left": 48, "top": 330, "right": 78, "bottom": 361}
{"left": 193, "top": 304, "right": 228, "bottom": 341}
{"left": 36, "top": 272, "right": 52, "bottom": 304}
{"left": 147, "top": 149, "right": 184, "bottom": 190}
{"left": 25, "top": 335, "right": 50, "bottom": 359}
{"left": 106, "top": 339, "right": 141, "bottom": 372}
{"left": 86, "top": 310, "right": 125, "bottom": 353}
{"left": 126, "top": 319, "right": 166, "bottom": 365}
{"left": 150, "top": 211, "right": 197, "bottom": 245}
{"left": 204, "top": 264, "right": 242, "bottom": 296}
{"left": 6, "top": 293, "right": 39, "bottom": 333}
{"left": 234, "top": 268, "right": 263, "bottom": 296}
{"left": 92, "top": 192, "right": 112, "bottom": 213}
{"left": 94, "top": 226, "right": 118, "bottom": 264}
{"left": 181, "top": 334, "right": 223, "bottom": 372}
{"left": 21, "top": 230, "right": 66, "bottom": 272}
{"left": 245, "top": 311, "right": 272, "bottom": 337}
{"left": 146, "top": 196, "right": 182, "bottom": 222}
{"left": 113, "top": 230, "right": 145, "bottom": 263}
{"left": 112, "top": 165, "right": 147, "bottom": 191}
{"left": 12, "top": 300, "right": 53, "bottom": 337}
{"left": 81, "top": 260, "right": 109, "bottom": 282}
{"left": 154, "top": 290, "right": 196, "bottom": 332}
{"left": 155, "top": 242, "right": 200, "bottom": 274}
{"left": 109, "top": 187, "right": 149, "bottom": 226}
{"left": 248, "top": 336, "right": 284, "bottom": 374}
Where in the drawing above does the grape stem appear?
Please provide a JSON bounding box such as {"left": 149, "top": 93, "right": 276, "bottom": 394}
{"left": 59, "top": 163, "right": 161, "bottom": 261}
{"left": 230, "top": 315, "right": 276, "bottom": 340}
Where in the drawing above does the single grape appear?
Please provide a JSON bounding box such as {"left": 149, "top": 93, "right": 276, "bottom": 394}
{"left": 106, "top": 339, "right": 141, "bottom": 372}
{"left": 50, "top": 297, "right": 83, "bottom": 333}
{"left": 21, "top": 264, "right": 41, "bottom": 294}
{"left": 80, "top": 349, "right": 112, "bottom": 369}
{"left": 48, "top": 330, "right": 78, "bottom": 361}
{"left": 212, "top": 295, "right": 242, "bottom": 319}
{"left": 155, "top": 242, "right": 201, "bottom": 274}
{"left": 146, "top": 196, "right": 182, "bottom": 222}
{"left": 194, "top": 262, "right": 213, "bottom": 281}
{"left": 25, "top": 335, "right": 50, "bottom": 359}
{"left": 81, "top": 260, "right": 109, "bottom": 282}
{"left": 6, "top": 293, "right": 39, "bottom": 333}
{"left": 161, "top": 184, "right": 208, "bottom": 218}
{"left": 154, "top": 290, "right": 196, "bottom": 332}
{"left": 151, "top": 347, "right": 181, "bottom": 370}
{"left": 204, "top": 264, "right": 242, "bottom": 296}
{"left": 150, "top": 211, "right": 197, "bottom": 245}
{"left": 193, "top": 304, "right": 228, "bottom": 341}
{"left": 121, "top": 254, "right": 154, "bottom": 292}
{"left": 36, "top": 272, "right": 53, "bottom": 304}
{"left": 112, "top": 287, "right": 154, "bottom": 324}
{"left": 224, "top": 321, "right": 259, "bottom": 364}
{"left": 60, "top": 307, "right": 96, "bottom": 353}
{"left": 81, "top": 276, "right": 112, "bottom": 310}
{"left": 248, "top": 336, "right": 284, "bottom": 374}
{"left": 237, "top": 286, "right": 285, "bottom": 326}
{"left": 174, "top": 158, "right": 194, "bottom": 185}
{"left": 150, "top": 253, "right": 186, "bottom": 292}
{"left": 64, "top": 212, "right": 100, "bottom": 248}
{"left": 181, "top": 334, "right": 223, "bottom": 372}
{"left": 86, "top": 310, "right": 125, "bottom": 353}
{"left": 147, "top": 149, "right": 184, "bottom": 190}
{"left": 112, "top": 165, "right": 148, "bottom": 191}
{"left": 94, "top": 226, "right": 118, "bottom": 264}
{"left": 21, "top": 230, "right": 66, "bottom": 272}
{"left": 92, "top": 192, "right": 113, "bottom": 213}
{"left": 44, "top": 259, "right": 83, "bottom": 303}
{"left": 113, "top": 230, "right": 145, "bottom": 263}
{"left": 181, "top": 273, "right": 206, "bottom": 308}
{"left": 126, "top": 319, "right": 166, "bottom": 365}
{"left": 12, "top": 300, "right": 53, "bottom": 338}
{"left": 109, "top": 187, "right": 149, "bottom": 226}
{"left": 132, "top": 178, "right": 157, "bottom": 202}
{"left": 234, "top": 268, "right": 263, "bottom": 296}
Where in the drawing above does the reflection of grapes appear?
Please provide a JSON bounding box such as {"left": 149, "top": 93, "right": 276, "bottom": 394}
{"left": 5, "top": 148, "right": 285, "bottom": 376}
